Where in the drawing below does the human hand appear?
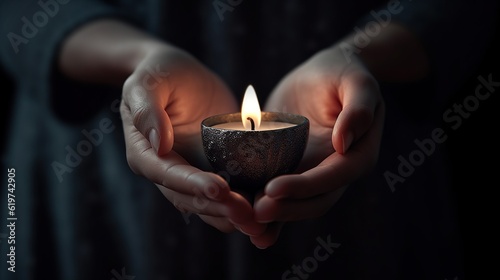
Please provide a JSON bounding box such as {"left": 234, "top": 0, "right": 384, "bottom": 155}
{"left": 120, "top": 45, "right": 266, "bottom": 235}
{"left": 250, "top": 44, "right": 385, "bottom": 248}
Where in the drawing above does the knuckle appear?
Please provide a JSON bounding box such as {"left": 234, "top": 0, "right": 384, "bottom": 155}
{"left": 131, "top": 105, "right": 150, "bottom": 129}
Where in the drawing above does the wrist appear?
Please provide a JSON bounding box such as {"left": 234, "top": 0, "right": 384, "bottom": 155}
{"left": 58, "top": 19, "right": 169, "bottom": 86}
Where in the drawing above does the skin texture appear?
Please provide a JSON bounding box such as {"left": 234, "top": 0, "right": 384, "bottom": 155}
{"left": 250, "top": 23, "right": 429, "bottom": 248}
{"left": 58, "top": 18, "right": 429, "bottom": 248}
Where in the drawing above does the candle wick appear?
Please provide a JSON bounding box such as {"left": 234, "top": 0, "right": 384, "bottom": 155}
{"left": 247, "top": 117, "right": 255, "bottom": 131}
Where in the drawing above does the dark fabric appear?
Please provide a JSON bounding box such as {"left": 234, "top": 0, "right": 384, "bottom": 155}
{"left": 1, "top": 0, "right": 497, "bottom": 279}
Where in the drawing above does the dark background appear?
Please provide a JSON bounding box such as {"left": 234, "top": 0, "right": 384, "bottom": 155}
{"left": 442, "top": 9, "right": 500, "bottom": 277}
{"left": 1, "top": 7, "right": 499, "bottom": 278}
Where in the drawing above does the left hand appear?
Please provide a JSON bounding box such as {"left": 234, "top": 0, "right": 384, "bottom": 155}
{"left": 120, "top": 46, "right": 265, "bottom": 235}
{"left": 250, "top": 45, "right": 385, "bottom": 248}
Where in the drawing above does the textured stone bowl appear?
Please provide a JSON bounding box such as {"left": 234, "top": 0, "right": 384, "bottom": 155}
{"left": 201, "top": 112, "right": 309, "bottom": 195}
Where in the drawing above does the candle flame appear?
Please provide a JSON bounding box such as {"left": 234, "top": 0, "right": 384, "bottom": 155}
{"left": 241, "top": 85, "right": 261, "bottom": 130}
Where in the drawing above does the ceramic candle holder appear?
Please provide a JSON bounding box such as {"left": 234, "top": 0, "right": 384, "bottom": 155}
{"left": 201, "top": 112, "right": 309, "bottom": 195}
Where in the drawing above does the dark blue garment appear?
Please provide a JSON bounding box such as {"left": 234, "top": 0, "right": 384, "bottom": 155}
{"left": 0, "top": 1, "right": 497, "bottom": 279}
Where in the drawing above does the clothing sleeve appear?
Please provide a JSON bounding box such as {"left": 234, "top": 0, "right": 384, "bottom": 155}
{"left": 0, "top": 0, "right": 138, "bottom": 104}
{"left": 358, "top": 0, "right": 498, "bottom": 107}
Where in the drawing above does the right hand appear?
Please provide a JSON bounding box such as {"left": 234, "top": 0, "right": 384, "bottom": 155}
{"left": 250, "top": 45, "right": 385, "bottom": 248}
{"left": 120, "top": 45, "right": 266, "bottom": 235}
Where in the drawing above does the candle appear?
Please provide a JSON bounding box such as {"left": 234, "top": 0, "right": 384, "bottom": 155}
{"left": 241, "top": 84, "right": 262, "bottom": 130}
{"left": 212, "top": 122, "right": 295, "bottom": 131}
{"left": 213, "top": 85, "right": 295, "bottom": 131}
{"left": 201, "top": 84, "right": 309, "bottom": 195}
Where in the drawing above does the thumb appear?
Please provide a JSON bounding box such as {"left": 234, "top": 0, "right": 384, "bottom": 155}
{"left": 122, "top": 81, "right": 174, "bottom": 156}
{"left": 332, "top": 76, "right": 380, "bottom": 154}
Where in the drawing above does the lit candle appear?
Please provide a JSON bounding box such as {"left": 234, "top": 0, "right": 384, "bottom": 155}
{"left": 201, "top": 84, "right": 309, "bottom": 194}
{"left": 213, "top": 85, "right": 295, "bottom": 131}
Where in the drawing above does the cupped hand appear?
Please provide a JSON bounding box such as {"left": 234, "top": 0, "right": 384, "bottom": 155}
{"left": 120, "top": 45, "right": 266, "bottom": 235}
{"left": 250, "top": 45, "right": 385, "bottom": 248}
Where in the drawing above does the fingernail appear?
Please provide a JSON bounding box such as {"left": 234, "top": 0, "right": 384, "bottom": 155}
{"left": 255, "top": 244, "right": 268, "bottom": 250}
{"left": 149, "top": 129, "right": 160, "bottom": 153}
{"left": 234, "top": 225, "right": 252, "bottom": 236}
{"left": 238, "top": 227, "right": 252, "bottom": 236}
{"left": 265, "top": 186, "right": 287, "bottom": 199}
{"left": 342, "top": 132, "right": 353, "bottom": 154}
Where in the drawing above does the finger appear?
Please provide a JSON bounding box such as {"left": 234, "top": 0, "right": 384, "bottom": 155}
{"left": 122, "top": 78, "right": 174, "bottom": 155}
{"left": 264, "top": 157, "right": 346, "bottom": 199}
{"left": 333, "top": 73, "right": 381, "bottom": 154}
{"left": 236, "top": 222, "right": 267, "bottom": 237}
{"left": 255, "top": 186, "right": 347, "bottom": 222}
{"left": 141, "top": 149, "right": 229, "bottom": 200}
{"left": 157, "top": 185, "right": 232, "bottom": 217}
{"left": 250, "top": 222, "right": 285, "bottom": 249}
{"left": 121, "top": 102, "right": 230, "bottom": 200}
{"left": 254, "top": 190, "right": 265, "bottom": 202}
{"left": 223, "top": 192, "right": 262, "bottom": 226}
{"left": 199, "top": 206, "right": 267, "bottom": 237}
{"left": 198, "top": 215, "right": 236, "bottom": 233}
{"left": 266, "top": 101, "right": 384, "bottom": 199}
{"left": 160, "top": 186, "right": 266, "bottom": 236}
{"left": 207, "top": 192, "right": 266, "bottom": 236}
{"left": 199, "top": 215, "right": 266, "bottom": 238}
